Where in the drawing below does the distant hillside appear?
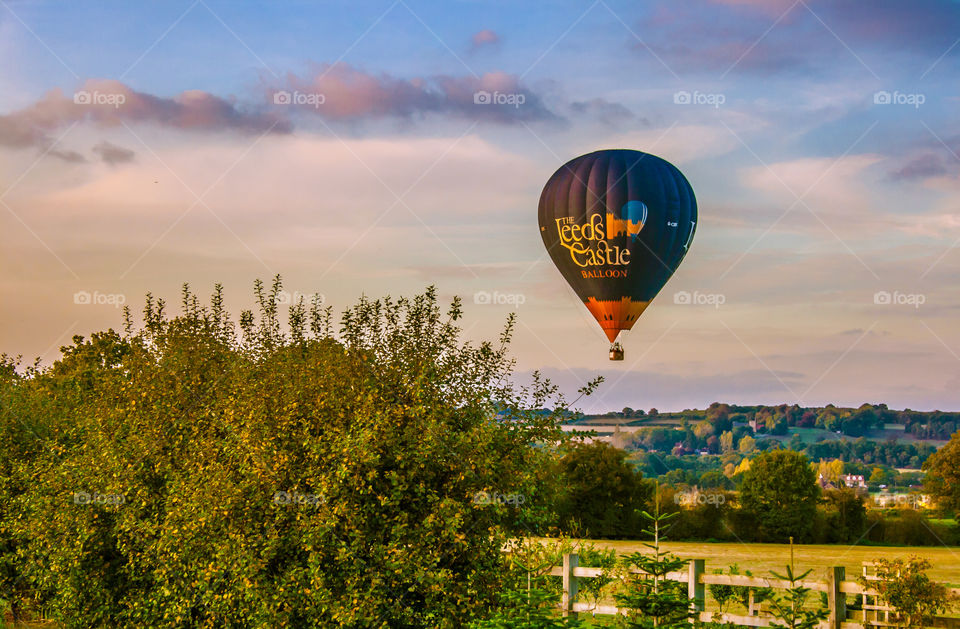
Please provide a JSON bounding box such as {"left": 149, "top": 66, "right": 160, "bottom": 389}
{"left": 569, "top": 403, "right": 956, "bottom": 441}
{"left": 562, "top": 403, "right": 948, "bottom": 469}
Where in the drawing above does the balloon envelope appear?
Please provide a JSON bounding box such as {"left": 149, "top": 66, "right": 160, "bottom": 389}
{"left": 538, "top": 149, "right": 697, "bottom": 343}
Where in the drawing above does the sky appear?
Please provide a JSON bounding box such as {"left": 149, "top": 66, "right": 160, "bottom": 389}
{"left": 1, "top": 0, "right": 959, "bottom": 412}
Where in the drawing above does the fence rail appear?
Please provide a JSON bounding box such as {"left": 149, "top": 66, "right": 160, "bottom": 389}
{"left": 549, "top": 554, "right": 960, "bottom": 628}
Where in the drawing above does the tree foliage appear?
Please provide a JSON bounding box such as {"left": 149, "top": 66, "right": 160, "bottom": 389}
{"left": 923, "top": 430, "right": 960, "bottom": 514}
{"left": 739, "top": 451, "right": 819, "bottom": 542}
{"left": 0, "top": 279, "right": 598, "bottom": 628}
{"left": 861, "top": 556, "right": 957, "bottom": 627}
{"left": 553, "top": 442, "right": 652, "bottom": 538}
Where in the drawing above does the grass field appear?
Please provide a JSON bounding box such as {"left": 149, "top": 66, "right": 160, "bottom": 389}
{"left": 575, "top": 539, "right": 960, "bottom": 586}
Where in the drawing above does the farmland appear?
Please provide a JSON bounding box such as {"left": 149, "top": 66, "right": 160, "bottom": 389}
{"left": 573, "top": 539, "right": 960, "bottom": 585}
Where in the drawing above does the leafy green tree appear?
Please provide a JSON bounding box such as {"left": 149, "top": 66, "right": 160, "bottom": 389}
{"left": 698, "top": 470, "right": 733, "bottom": 490}
{"left": 820, "top": 488, "right": 867, "bottom": 544}
{"left": 739, "top": 435, "right": 756, "bottom": 454}
{"left": 554, "top": 442, "right": 652, "bottom": 538}
{"left": 739, "top": 451, "right": 819, "bottom": 542}
{"left": 870, "top": 466, "right": 896, "bottom": 486}
{"left": 923, "top": 431, "right": 960, "bottom": 514}
{"left": 0, "top": 280, "right": 599, "bottom": 628}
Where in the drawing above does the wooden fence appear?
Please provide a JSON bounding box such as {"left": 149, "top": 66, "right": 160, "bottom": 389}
{"left": 548, "top": 554, "right": 960, "bottom": 628}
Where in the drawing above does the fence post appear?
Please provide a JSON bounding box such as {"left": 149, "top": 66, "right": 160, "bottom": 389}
{"left": 828, "top": 566, "right": 846, "bottom": 629}
{"left": 689, "top": 559, "right": 705, "bottom": 614}
{"left": 562, "top": 553, "right": 579, "bottom": 619}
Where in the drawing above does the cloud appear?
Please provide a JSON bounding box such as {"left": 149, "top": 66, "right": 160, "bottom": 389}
{"left": 92, "top": 141, "right": 135, "bottom": 165}
{"left": 614, "top": 124, "right": 740, "bottom": 163}
{"left": 0, "top": 67, "right": 558, "bottom": 161}
{"left": 568, "top": 98, "right": 639, "bottom": 126}
{"left": 0, "top": 79, "right": 290, "bottom": 154}
{"left": 470, "top": 29, "right": 501, "bottom": 50}
{"left": 888, "top": 153, "right": 949, "bottom": 181}
{"left": 48, "top": 148, "right": 86, "bottom": 163}
{"left": 636, "top": 0, "right": 960, "bottom": 76}
{"left": 269, "top": 63, "right": 558, "bottom": 124}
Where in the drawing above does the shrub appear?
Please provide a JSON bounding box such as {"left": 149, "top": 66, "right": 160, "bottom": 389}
{"left": 0, "top": 279, "right": 596, "bottom": 628}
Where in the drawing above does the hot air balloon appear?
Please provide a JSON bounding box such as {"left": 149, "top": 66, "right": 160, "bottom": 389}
{"left": 538, "top": 149, "right": 697, "bottom": 360}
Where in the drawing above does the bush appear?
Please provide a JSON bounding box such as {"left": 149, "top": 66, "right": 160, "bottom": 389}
{"left": 861, "top": 556, "right": 957, "bottom": 626}
{"left": 0, "top": 279, "right": 594, "bottom": 628}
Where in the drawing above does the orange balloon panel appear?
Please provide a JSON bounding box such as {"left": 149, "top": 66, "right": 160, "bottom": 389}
{"left": 584, "top": 297, "right": 650, "bottom": 342}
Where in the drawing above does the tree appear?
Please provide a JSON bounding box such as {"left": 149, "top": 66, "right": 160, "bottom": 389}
{"left": 820, "top": 489, "right": 867, "bottom": 543}
{"left": 860, "top": 557, "right": 956, "bottom": 627}
{"left": 554, "top": 442, "right": 652, "bottom": 538}
{"left": 720, "top": 430, "right": 735, "bottom": 453}
{"left": 739, "top": 434, "right": 756, "bottom": 454}
{"left": 923, "top": 430, "right": 960, "bottom": 514}
{"left": 870, "top": 466, "right": 895, "bottom": 486}
{"left": 694, "top": 420, "right": 715, "bottom": 440}
{"left": 739, "top": 450, "right": 820, "bottom": 542}
{"left": 615, "top": 485, "right": 692, "bottom": 628}
{"left": 699, "top": 470, "right": 733, "bottom": 490}
{"left": 766, "top": 565, "right": 828, "bottom": 629}
{"left": 816, "top": 459, "right": 844, "bottom": 485}
{"left": 0, "top": 280, "right": 599, "bottom": 627}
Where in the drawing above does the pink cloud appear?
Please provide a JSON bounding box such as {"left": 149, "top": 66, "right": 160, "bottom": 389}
{"left": 270, "top": 63, "right": 557, "bottom": 124}
{"left": 0, "top": 79, "right": 290, "bottom": 156}
{"left": 470, "top": 29, "right": 501, "bottom": 50}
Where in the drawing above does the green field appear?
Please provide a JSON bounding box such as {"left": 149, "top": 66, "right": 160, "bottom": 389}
{"left": 575, "top": 539, "right": 960, "bottom": 586}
